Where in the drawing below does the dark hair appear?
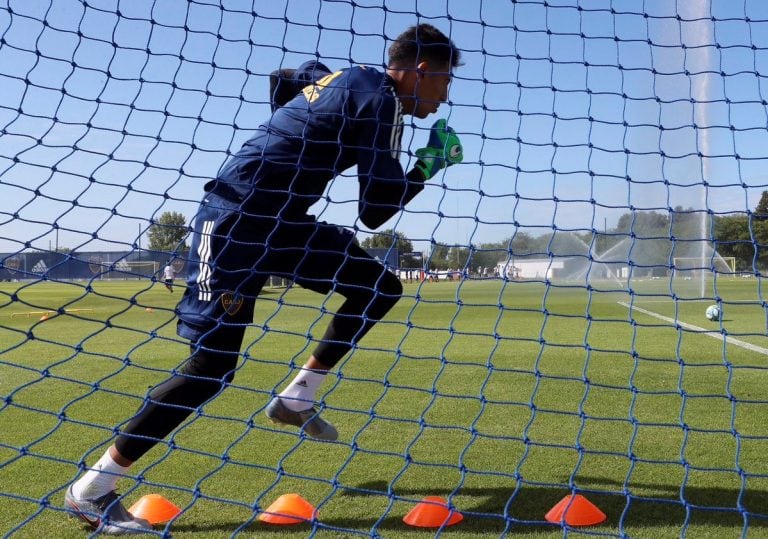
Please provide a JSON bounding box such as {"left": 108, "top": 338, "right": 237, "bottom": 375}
{"left": 388, "top": 24, "right": 461, "bottom": 69}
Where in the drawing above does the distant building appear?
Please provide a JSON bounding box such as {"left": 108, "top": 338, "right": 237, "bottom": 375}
{"left": 496, "top": 258, "right": 563, "bottom": 280}
{"left": 495, "top": 256, "right": 629, "bottom": 280}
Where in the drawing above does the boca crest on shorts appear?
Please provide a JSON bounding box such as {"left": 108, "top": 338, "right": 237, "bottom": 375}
{"left": 176, "top": 200, "right": 265, "bottom": 337}
{"left": 220, "top": 291, "right": 245, "bottom": 316}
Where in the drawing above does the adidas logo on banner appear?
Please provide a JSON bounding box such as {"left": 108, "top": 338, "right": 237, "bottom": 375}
{"left": 32, "top": 259, "right": 48, "bottom": 274}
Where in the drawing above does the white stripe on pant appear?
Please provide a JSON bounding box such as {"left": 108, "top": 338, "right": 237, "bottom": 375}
{"left": 196, "top": 220, "right": 214, "bottom": 301}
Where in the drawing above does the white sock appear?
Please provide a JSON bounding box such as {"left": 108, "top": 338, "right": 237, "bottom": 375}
{"left": 71, "top": 449, "right": 131, "bottom": 500}
{"left": 278, "top": 368, "right": 327, "bottom": 412}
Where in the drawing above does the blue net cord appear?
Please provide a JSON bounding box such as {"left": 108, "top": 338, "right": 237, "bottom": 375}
{"left": 3, "top": 1, "right": 768, "bottom": 538}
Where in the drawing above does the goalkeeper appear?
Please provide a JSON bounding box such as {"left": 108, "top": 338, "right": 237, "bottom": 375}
{"left": 65, "top": 23, "right": 462, "bottom": 533}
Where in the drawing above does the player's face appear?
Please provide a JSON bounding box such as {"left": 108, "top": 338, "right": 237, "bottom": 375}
{"left": 412, "top": 61, "right": 452, "bottom": 118}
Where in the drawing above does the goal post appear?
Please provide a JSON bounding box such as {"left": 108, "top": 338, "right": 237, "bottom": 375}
{"left": 672, "top": 256, "right": 737, "bottom": 278}
{"left": 121, "top": 261, "right": 160, "bottom": 280}
{"left": 86, "top": 258, "right": 159, "bottom": 280}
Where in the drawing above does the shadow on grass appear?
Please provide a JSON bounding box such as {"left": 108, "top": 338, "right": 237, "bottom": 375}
{"left": 168, "top": 479, "right": 768, "bottom": 535}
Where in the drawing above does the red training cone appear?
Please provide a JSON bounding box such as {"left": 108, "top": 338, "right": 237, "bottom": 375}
{"left": 403, "top": 496, "right": 463, "bottom": 528}
{"left": 128, "top": 493, "right": 182, "bottom": 524}
{"left": 258, "top": 493, "right": 316, "bottom": 525}
{"left": 545, "top": 494, "right": 607, "bottom": 526}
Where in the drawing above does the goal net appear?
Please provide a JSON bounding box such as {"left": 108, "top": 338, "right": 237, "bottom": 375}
{"left": 672, "top": 256, "right": 737, "bottom": 278}
{"left": 2, "top": 1, "right": 768, "bottom": 537}
{"left": 122, "top": 261, "right": 159, "bottom": 280}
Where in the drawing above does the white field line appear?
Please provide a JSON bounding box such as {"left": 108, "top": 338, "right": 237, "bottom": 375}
{"left": 617, "top": 301, "right": 768, "bottom": 356}
{"left": 618, "top": 298, "right": 763, "bottom": 307}
{"left": 625, "top": 299, "right": 762, "bottom": 305}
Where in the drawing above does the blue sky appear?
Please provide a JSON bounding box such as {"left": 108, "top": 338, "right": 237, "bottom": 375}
{"left": 1, "top": 0, "right": 768, "bottom": 255}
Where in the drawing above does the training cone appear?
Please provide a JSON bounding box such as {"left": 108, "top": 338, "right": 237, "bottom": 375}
{"left": 258, "top": 493, "right": 316, "bottom": 525}
{"left": 403, "top": 496, "right": 463, "bottom": 528}
{"left": 545, "top": 494, "right": 607, "bottom": 527}
{"left": 39, "top": 315, "right": 49, "bottom": 321}
{"left": 128, "top": 493, "right": 182, "bottom": 524}
{"left": 145, "top": 307, "right": 154, "bottom": 313}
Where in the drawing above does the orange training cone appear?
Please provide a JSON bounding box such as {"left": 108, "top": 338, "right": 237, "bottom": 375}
{"left": 145, "top": 307, "right": 154, "bottom": 313}
{"left": 545, "top": 494, "right": 606, "bottom": 527}
{"left": 39, "top": 315, "right": 49, "bottom": 321}
{"left": 258, "top": 493, "right": 316, "bottom": 525}
{"left": 128, "top": 493, "right": 181, "bottom": 524}
{"left": 403, "top": 496, "right": 463, "bottom": 528}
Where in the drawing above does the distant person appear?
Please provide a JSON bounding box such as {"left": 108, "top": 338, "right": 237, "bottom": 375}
{"left": 65, "top": 23, "right": 462, "bottom": 533}
{"left": 162, "top": 263, "right": 175, "bottom": 293}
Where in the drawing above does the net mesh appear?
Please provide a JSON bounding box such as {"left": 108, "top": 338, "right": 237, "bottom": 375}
{"left": 2, "top": 1, "right": 768, "bottom": 537}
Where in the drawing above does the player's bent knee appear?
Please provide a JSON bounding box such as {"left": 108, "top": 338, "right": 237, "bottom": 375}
{"left": 370, "top": 271, "right": 402, "bottom": 317}
{"left": 380, "top": 271, "right": 403, "bottom": 302}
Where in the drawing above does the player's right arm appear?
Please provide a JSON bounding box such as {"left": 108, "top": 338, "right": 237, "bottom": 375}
{"left": 356, "top": 98, "right": 463, "bottom": 229}
{"left": 355, "top": 92, "right": 422, "bottom": 229}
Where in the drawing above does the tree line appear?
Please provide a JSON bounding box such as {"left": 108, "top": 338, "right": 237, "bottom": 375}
{"left": 361, "top": 191, "right": 768, "bottom": 274}
{"left": 148, "top": 191, "right": 768, "bottom": 274}
{"left": 713, "top": 190, "right": 768, "bottom": 271}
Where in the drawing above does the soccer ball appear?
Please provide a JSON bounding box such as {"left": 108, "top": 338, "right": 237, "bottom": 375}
{"left": 705, "top": 304, "right": 721, "bottom": 322}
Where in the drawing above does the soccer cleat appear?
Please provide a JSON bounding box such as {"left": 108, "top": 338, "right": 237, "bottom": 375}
{"left": 265, "top": 397, "right": 338, "bottom": 441}
{"left": 65, "top": 486, "right": 152, "bottom": 535}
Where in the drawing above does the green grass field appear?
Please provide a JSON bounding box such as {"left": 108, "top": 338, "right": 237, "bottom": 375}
{"left": 2, "top": 276, "right": 768, "bottom": 538}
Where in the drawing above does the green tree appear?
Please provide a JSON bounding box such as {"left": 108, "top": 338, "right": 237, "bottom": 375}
{"left": 670, "top": 206, "right": 698, "bottom": 239}
{"left": 360, "top": 229, "right": 413, "bottom": 254}
{"left": 755, "top": 190, "right": 768, "bottom": 220}
{"left": 750, "top": 192, "right": 768, "bottom": 268}
{"left": 468, "top": 233, "right": 535, "bottom": 273}
{"left": 148, "top": 211, "right": 189, "bottom": 252}
{"left": 428, "top": 242, "right": 450, "bottom": 270}
{"left": 753, "top": 218, "right": 768, "bottom": 270}
{"left": 470, "top": 242, "right": 506, "bottom": 272}
{"left": 714, "top": 214, "right": 752, "bottom": 270}
{"left": 399, "top": 252, "right": 424, "bottom": 269}
{"left": 611, "top": 210, "right": 671, "bottom": 271}
{"left": 448, "top": 245, "right": 471, "bottom": 269}
{"left": 615, "top": 210, "right": 669, "bottom": 235}
{"left": 713, "top": 193, "right": 768, "bottom": 271}
{"left": 510, "top": 231, "right": 534, "bottom": 254}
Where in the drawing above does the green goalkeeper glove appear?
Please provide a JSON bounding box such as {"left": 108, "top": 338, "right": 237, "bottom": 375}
{"left": 414, "top": 119, "right": 463, "bottom": 180}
